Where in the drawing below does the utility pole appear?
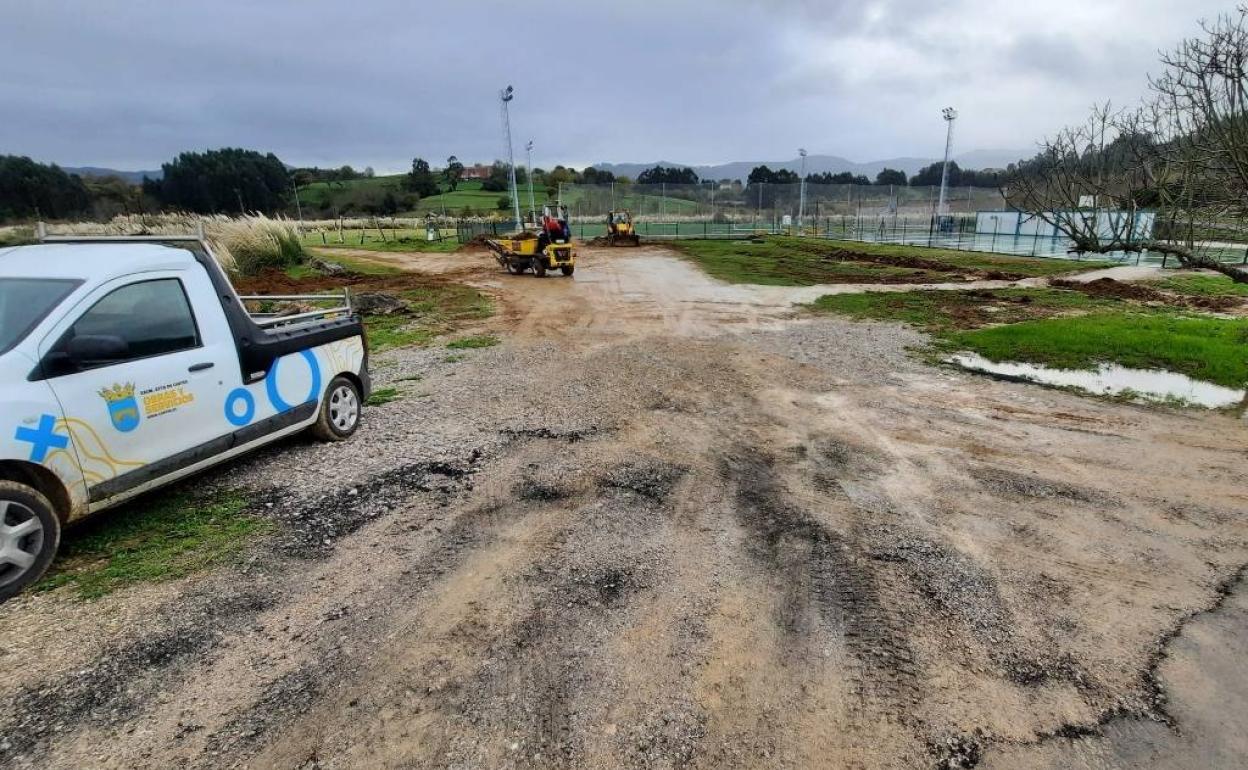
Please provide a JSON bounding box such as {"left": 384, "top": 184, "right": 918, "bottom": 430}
{"left": 937, "top": 107, "right": 958, "bottom": 218}
{"left": 291, "top": 179, "right": 304, "bottom": 232}
{"left": 797, "top": 148, "right": 808, "bottom": 234}
{"left": 500, "top": 85, "right": 522, "bottom": 232}
{"left": 525, "top": 140, "right": 536, "bottom": 228}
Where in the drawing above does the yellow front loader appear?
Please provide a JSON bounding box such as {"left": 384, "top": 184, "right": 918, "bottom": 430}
{"left": 606, "top": 210, "right": 641, "bottom": 246}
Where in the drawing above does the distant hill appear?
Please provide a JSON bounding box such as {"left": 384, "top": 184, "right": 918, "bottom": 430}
{"left": 592, "top": 149, "right": 1032, "bottom": 183}
{"left": 63, "top": 166, "right": 162, "bottom": 184}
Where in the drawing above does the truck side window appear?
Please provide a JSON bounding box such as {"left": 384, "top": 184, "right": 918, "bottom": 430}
{"left": 61, "top": 278, "right": 201, "bottom": 365}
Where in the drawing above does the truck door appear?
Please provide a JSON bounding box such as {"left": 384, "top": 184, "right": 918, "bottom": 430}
{"left": 36, "top": 268, "right": 235, "bottom": 503}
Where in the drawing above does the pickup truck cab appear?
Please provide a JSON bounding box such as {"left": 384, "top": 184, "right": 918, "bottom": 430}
{"left": 0, "top": 234, "right": 369, "bottom": 601}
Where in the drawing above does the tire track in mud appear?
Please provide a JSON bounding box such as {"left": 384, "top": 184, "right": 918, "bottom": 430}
{"left": 719, "top": 448, "right": 922, "bottom": 719}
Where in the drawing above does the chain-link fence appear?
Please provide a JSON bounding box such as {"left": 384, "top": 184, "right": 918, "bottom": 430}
{"left": 541, "top": 182, "right": 1001, "bottom": 231}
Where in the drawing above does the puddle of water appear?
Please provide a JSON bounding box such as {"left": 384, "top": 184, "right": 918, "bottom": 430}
{"left": 948, "top": 352, "right": 1246, "bottom": 408}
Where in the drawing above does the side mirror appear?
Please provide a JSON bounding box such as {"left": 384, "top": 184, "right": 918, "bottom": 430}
{"left": 67, "top": 334, "right": 129, "bottom": 364}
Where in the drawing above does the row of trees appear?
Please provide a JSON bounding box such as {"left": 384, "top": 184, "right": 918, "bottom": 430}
{"left": 1005, "top": 7, "right": 1248, "bottom": 282}
{"left": 745, "top": 164, "right": 1000, "bottom": 188}
{"left": 0, "top": 156, "right": 92, "bottom": 221}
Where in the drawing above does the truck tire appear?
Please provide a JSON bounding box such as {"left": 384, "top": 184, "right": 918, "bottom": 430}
{"left": 560, "top": 265, "right": 575, "bottom": 276}
{"left": 312, "top": 376, "right": 362, "bottom": 441}
{"left": 532, "top": 258, "right": 547, "bottom": 277}
{"left": 0, "top": 481, "right": 60, "bottom": 603}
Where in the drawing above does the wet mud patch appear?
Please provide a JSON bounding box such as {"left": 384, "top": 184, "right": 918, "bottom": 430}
{"left": 598, "top": 460, "right": 689, "bottom": 503}
{"left": 501, "top": 426, "right": 603, "bottom": 444}
{"left": 266, "top": 456, "right": 480, "bottom": 557}
{"left": 807, "top": 435, "right": 887, "bottom": 491}
{"left": 865, "top": 528, "right": 1008, "bottom": 638}
{"left": 0, "top": 589, "right": 274, "bottom": 766}
{"left": 514, "top": 466, "right": 578, "bottom": 502}
{"left": 969, "top": 466, "right": 1111, "bottom": 505}
{"left": 865, "top": 526, "right": 1094, "bottom": 691}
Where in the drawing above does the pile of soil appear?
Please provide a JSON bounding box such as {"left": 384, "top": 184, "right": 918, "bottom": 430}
{"left": 1052, "top": 277, "right": 1166, "bottom": 302}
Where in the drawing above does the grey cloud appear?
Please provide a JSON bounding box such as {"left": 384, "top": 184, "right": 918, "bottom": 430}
{"left": 0, "top": 0, "right": 1232, "bottom": 171}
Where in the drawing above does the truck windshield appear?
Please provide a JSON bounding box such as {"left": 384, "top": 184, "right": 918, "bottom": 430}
{"left": 0, "top": 278, "right": 81, "bottom": 355}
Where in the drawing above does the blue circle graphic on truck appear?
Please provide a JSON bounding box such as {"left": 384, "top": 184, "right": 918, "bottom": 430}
{"left": 266, "top": 349, "right": 322, "bottom": 413}
{"left": 224, "top": 389, "right": 256, "bottom": 426}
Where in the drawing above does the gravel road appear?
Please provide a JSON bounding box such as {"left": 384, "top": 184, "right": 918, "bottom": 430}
{"left": 0, "top": 245, "right": 1245, "bottom": 769}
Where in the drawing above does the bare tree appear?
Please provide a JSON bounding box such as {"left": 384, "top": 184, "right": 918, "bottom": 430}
{"left": 1006, "top": 8, "right": 1248, "bottom": 283}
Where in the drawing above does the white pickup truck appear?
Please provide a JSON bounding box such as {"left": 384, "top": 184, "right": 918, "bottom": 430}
{"left": 0, "top": 233, "right": 370, "bottom": 601}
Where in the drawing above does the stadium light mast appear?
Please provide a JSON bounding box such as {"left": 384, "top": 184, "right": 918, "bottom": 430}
{"left": 500, "top": 85, "right": 522, "bottom": 232}
{"left": 797, "top": 148, "right": 808, "bottom": 234}
{"left": 937, "top": 107, "right": 958, "bottom": 217}
{"left": 525, "top": 140, "right": 537, "bottom": 227}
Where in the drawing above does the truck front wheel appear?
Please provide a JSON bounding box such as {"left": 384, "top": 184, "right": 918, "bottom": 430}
{"left": 0, "top": 481, "right": 60, "bottom": 603}
{"left": 312, "top": 376, "right": 362, "bottom": 441}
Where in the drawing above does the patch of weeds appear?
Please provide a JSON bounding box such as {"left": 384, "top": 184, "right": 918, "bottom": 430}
{"left": 365, "top": 387, "right": 402, "bottom": 406}
{"left": 394, "top": 373, "right": 424, "bottom": 382}
{"left": 443, "top": 354, "right": 466, "bottom": 363}
{"left": 37, "top": 491, "right": 270, "bottom": 599}
{"left": 365, "top": 314, "right": 435, "bottom": 351}
{"left": 446, "top": 334, "right": 500, "bottom": 350}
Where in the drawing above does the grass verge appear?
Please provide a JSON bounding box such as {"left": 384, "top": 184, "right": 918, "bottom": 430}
{"left": 669, "top": 236, "right": 1104, "bottom": 286}
{"left": 947, "top": 314, "right": 1248, "bottom": 388}
{"left": 810, "top": 287, "right": 1248, "bottom": 388}
{"left": 38, "top": 491, "right": 269, "bottom": 599}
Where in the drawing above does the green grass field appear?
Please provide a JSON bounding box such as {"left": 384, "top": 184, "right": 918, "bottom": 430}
{"left": 38, "top": 491, "right": 268, "bottom": 599}
{"left": 809, "top": 286, "right": 1248, "bottom": 390}
{"left": 669, "top": 237, "right": 1103, "bottom": 286}
{"left": 297, "top": 174, "right": 710, "bottom": 219}
{"left": 946, "top": 313, "right": 1248, "bottom": 388}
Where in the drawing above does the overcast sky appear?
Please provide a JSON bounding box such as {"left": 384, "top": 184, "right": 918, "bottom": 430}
{"left": 0, "top": 0, "right": 1230, "bottom": 173}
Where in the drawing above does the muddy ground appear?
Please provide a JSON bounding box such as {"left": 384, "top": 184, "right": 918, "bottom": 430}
{"left": 1, "top": 245, "right": 1245, "bottom": 769}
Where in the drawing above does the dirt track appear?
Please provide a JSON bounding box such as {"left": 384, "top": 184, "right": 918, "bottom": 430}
{"left": 1, "top": 245, "right": 1246, "bottom": 769}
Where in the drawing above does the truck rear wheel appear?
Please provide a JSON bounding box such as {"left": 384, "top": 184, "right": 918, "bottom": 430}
{"left": 0, "top": 481, "right": 60, "bottom": 603}
{"left": 312, "top": 376, "right": 362, "bottom": 441}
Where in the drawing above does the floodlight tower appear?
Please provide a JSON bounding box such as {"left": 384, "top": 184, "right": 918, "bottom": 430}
{"left": 525, "top": 140, "right": 537, "bottom": 227}
{"left": 797, "top": 148, "right": 808, "bottom": 234}
{"left": 500, "top": 85, "right": 522, "bottom": 232}
{"left": 936, "top": 107, "right": 958, "bottom": 217}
